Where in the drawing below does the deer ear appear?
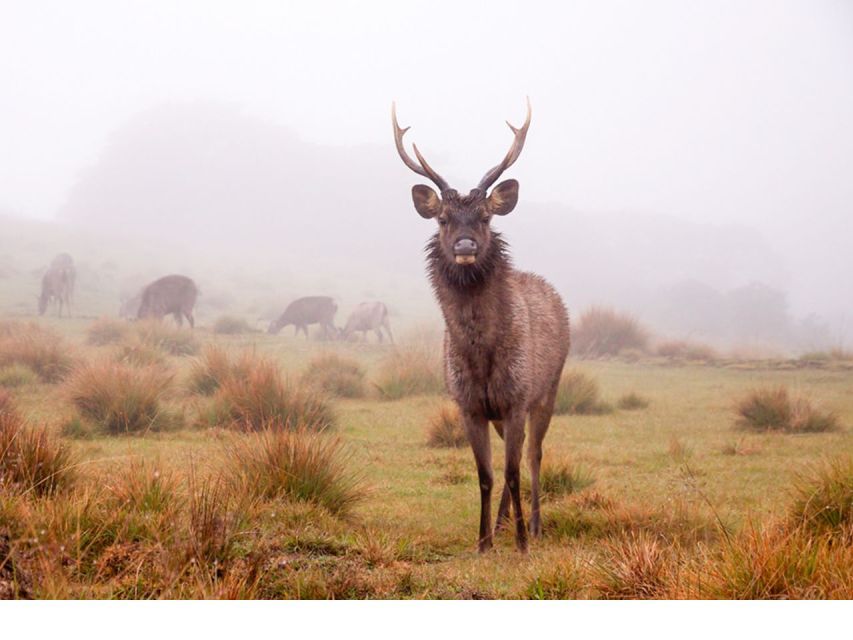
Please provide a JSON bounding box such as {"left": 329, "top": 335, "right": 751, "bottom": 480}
{"left": 486, "top": 179, "right": 519, "bottom": 216}
{"left": 412, "top": 185, "right": 442, "bottom": 219}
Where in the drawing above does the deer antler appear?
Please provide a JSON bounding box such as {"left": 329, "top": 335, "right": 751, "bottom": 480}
{"left": 476, "top": 97, "right": 532, "bottom": 192}
{"left": 392, "top": 102, "right": 450, "bottom": 192}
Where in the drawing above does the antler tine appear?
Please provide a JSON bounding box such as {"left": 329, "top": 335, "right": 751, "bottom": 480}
{"left": 476, "top": 97, "right": 532, "bottom": 192}
{"left": 392, "top": 102, "right": 450, "bottom": 192}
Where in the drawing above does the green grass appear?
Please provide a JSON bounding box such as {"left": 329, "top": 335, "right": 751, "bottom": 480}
{"left": 2, "top": 316, "right": 853, "bottom": 598}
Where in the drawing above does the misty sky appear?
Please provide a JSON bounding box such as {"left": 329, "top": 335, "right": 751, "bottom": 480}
{"left": 2, "top": 1, "right": 852, "bottom": 314}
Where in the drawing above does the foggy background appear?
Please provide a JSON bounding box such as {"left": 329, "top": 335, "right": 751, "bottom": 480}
{"left": 1, "top": 1, "right": 851, "bottom": 349}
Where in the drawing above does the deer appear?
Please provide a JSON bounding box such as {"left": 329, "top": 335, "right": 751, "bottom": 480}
{"left": 341, "top": 301, "right": 394, "bottom": 344}
{"left": 268, "top": 296, "right": 338, "bottom": 340}
{"left": 392, "top": 99, "right": 570, "bottom": 553}
{"left": 38, "top": 253, "right": 76, "bottom": 317}
{"left": 136, "top": 274, "right": 198, "bottom": 327}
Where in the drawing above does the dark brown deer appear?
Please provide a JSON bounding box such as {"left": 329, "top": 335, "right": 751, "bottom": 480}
{"left": 268, "top": 296, "right": 337, "bottom": 339}
{"left": 137, "top": 274, "right": 198, "bottom": 327}
{"left": 392, "top": 99, "right": 570, "bottom": 552}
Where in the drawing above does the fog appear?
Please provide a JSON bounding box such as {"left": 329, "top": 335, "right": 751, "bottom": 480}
{"left": 1, "top": 1, "right": 852, "bottom": 349}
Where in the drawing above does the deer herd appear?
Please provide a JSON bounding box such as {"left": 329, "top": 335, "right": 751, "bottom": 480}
{"left": 33, "top": 100, "right": 569, "bottom": 553}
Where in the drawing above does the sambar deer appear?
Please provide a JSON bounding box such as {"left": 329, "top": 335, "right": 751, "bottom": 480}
{"left": 392, "top": 99, "right": 570, "bottom": 552}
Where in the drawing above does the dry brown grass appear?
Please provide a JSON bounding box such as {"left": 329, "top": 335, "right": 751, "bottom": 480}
{"left": 134, "top": 320, "right": 199, "bottom": 356}
{"left": 425, "top": 402, "right": 467, "bottom": 448}
{"left": 374, "top": 344, "right": 444, "bottom": 400}
{"left": 789, "top": 457, "right": 852, "bottom": 541}
{"left": 595, "top": 532, "right": 671, "bottom": 599}
{"left": 735, "top": 386, "right": 839, "bottom": 433}
{"left": 301, "top": 354, "right": 367, "bottom": 399}
{"left": 572, "top": 307, "right": 649, "bottom": 359}
{"left": 0, "top": 391, "right": 76, "bottom": 496}
{"left": 64, "top": 360, "right": 178, "bottom": 434}
{"left": 86, "top": 317, "right": 130, "bottom": 346}
{"left": 0, "top": 321, "right": 75, "bottom": 382}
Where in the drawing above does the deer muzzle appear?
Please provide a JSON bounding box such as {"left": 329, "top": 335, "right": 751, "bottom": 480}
{"left": 453, "top": 238, "right": 478, "bottom": 265}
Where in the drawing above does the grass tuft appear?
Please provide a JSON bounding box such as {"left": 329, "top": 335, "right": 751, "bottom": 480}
{"left": 225, "top": 427, "right": 363, "bottom": 516}
{"left": 735, "top": 386, "right": 839, "bottom": 433}
{"left": 65, "top": 360, "right": 178, "bottom": 434}
{"left": 301, "top": 354, "right": 367, "bottom": 398}
{"left": 553, "top": 370, "right": 612, "bottom": 415}
{"left": 425, "top": 402, "right": 467, "bottom": 448}
{"left": 616, "top": 392, "right": 650, "bottom": 410}
{"left": 0, "top": 390, "right": 76, "bottom": 496}
{"left": 789, "top": 457, "right": 852, "bottom": 541}
{"left": 374, "top": 344, "right": 444, "bottom": 400}
{"left": 596, "top": 532, "right": 670, "bottom": 599}
{"left": 0, "top": 364, "right": 38, "bottom": 388}
{"left": 213, "top": 315, "right": 253, "bottom": 335}
{"left": 134, "top": 320, "right": 199, "bottom": 356}
{"left": 0, "top": 322, "right": 75, "bottom": 382}
{"left": 86, "top": 317, "right": 130, "bottom": 346}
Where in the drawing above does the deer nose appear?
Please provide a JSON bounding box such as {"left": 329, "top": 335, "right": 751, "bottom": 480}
{"left": 453, "top": 238, "right": 478, "bottom": 255}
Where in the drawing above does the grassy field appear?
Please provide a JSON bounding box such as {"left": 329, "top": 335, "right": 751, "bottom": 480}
{"left": 1, "top": 315, "right": 852, "bottom": 599}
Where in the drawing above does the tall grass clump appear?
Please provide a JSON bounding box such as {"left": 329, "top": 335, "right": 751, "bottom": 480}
{"left": 213, "top": 315, "right": 252, "bottom": 335}
{"left": 789, "top": 458, "right": 852, "bottom": 540}
{"left": 553, "top": 370, "right": 612, "bottom": 415}
{"left": 301, "top": 354, "right": 367, "bottom": 398}
{"left": 226, "top": 427, "right": 362, "bottom": 516}
{"left": 134, "top": 320, "right": 199, "bottom": 356}
{"left": 65, "top": 361, "right": 177, "bottom": 434}
{"left": 0, "top": 322, "right": 75, "bottom": 382}
{"left": 596, "top": 532, "right": 670, "bottom": 599}
{"left": 425, "top": 402, "right": 467, "bottom": 448}
{"left": 0, "top": 391, "right": 75, "bottom": 495}
{"left": 206, "top": 355, "right": 334, "bottom": 431}
{"left": 572, "top": 307, "right": 649, "bottom": 359}
{"left": 616, "top": 392, "right": 650, "bottom": 410}
{"left": 374, "top": 344, "right": 444, "bottom": 400}
{"left": 536, "top": 460, "right": 595, "bottom": 499}
{"left": 86, "top": 317, "right": 130, "bottom": 346}
{"left": 187, "top": 345, "right": 237, "bottom": 396}
{"left": 735, "top": 386, "right": 839, "bottom": 433}
{"left": 0, "top": 364, "right": 37, "bottom": 388}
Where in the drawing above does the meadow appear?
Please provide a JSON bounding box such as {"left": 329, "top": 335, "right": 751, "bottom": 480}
{"left": 1, "top": 314, "right": 852, "bottom": 599}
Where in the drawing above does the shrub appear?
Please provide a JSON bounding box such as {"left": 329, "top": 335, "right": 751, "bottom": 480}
{"left": 0, "top": 364, "right": 37, "bottom": 388}
{"left": 301, "top": 354, "right": 367, "bottom": 398}
{"left": 213, "top": 315, "right": 252, "bottom": 335}
{"left": 425, "top": 402, "right": 467, "bottom": 448}
{"left": 134, "top": 320, "right": 199, "bottom": 356}
{"left": 225, "top": 427, "right": 363, "bottom": 516}
{"left": 655, "top": 340, "right": 717, "bottom": 362}
{"left": 789, "top": 458, "right": 852, "bottom": 541}
{"left": 65, "top": 361, "right": 177, "bottom": 434}
{"left": 572, "top": 307, "right": 649, "bottom": 358}
{"left": 0, "top": 322, "right": 75, "bottom": 382}
{"left": 735, "top": 387, "right": 839, "bottom": 433}
{"left": 616, "top": 392, "right": 650, "bottom": 410}
{"left": 86, "top": 317, "right": 130, "bottom": 346}
{"left": 553, "top": 371, "right": 612, "bottom": 415}
{"left": 374, "top": 344, "right": 444, "bottom": 400}
{"left": 206, "top": 356, "right": 334, "bottom": 431}
{"left": 0, "top": 390, "right": 75, "bottom": 496}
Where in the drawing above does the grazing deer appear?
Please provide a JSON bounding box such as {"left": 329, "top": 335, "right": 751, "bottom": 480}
{"left": 38, "top": 253, "right": 76, "bottom": 317}
{"left": 342, "top": 301, "right": 394, "bottom": 343}
{"left": 137, "top": 274, "right": 198, "bottom": 327}
{"left": 392, "top": 99, "right": 570, "bottom": 552}
{"left": 268, "top": 296, "right": 338, "bottom": 340}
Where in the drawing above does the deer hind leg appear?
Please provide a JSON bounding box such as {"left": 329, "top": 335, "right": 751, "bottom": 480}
{"left": 491, "top": 421, "right": 512, "bottom": 533}
{"left": 374, "top": 328, "right": 383, "bottom": 343}
{"left": 463, "top": 412, "right": 494, "bottom": 553}
{"left": 527, "top": 386, "right": 558, "bottom": 538}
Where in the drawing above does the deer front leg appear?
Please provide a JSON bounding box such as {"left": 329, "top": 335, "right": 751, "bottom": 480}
{"left": 503, "top": 414, "right": 528, "bottom": 552}
{"left": 463, "top": 411, "right": 493, "bottom": 553}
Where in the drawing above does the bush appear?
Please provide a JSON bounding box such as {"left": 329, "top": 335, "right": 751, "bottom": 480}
{"left": 65, "top": 361, "right": 177, "bottom": 434}
{"left": 572, "top": 307, "right": 649, "bottom": 359}
{"left": 301, "top": 354, "right": 367, "bottom": 398}
{"left": 0, "top": 391, "right": 75, "bottom": 496}
{"left": 86, "top": 317, "right": 130, "bottom": 346}
{"left": 735, "top": 387, "right": 839, "bottom": 433}
{"left": 616, "top": 392, "right": 650, "bottom": 410}
{"left": 374, "top": 345, "right": 444, "bottom": 400}
{"left": 553, "top": 371, "right": 612, "bottom": 415}
{"left": 655, "top": 340, "right": 717, "bottom": 362}
{"left": 205, "top": 355, "right": 334, "bottom": 431}
{"left": 425, "top": 402, "right": 467, "bottom": 448}
{"left": 213, "top": 315, "right": 252, "bottom": 335}
{"left": 789, "top": 458, "right": 852, "bottom": 541}
{"left": 134, "top": 320, "right": 199, "bottom": 356}
{"left": 225, "top": 427, "right": 363, "bottom": 516}
{"left": 0, "top": 364, "right": 37, "bottom": 388}
{"left": 0, "top": 322, "right": 75, "bottom": 382}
